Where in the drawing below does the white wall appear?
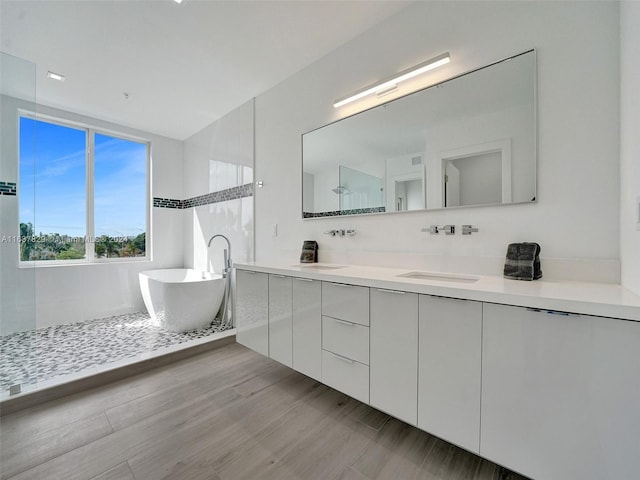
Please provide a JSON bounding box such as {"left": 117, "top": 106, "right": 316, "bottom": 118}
{"left": 620, "top": 1, "right": 640, "bottom": 295}
{"left": 255, "top": 1, "right": 621, "bottom": 282}
{"left": 0, "top": 96, "right": 184, "bottom": 334}
{"left": 183, "top": 99, "right": 254, "bottom": 274}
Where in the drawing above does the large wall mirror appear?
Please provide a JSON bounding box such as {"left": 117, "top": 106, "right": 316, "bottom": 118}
{"left": 302, "top": 49, "right": 536, "bottom": 218}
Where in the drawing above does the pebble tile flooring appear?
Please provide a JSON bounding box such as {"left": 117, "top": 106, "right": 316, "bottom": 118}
{"left": 0, "top": 312, "right": 232, "bottom": 395}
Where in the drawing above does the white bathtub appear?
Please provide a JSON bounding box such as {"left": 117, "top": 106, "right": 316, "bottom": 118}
{"left": 139, "top": 269, "right": 225, "bottom": 332}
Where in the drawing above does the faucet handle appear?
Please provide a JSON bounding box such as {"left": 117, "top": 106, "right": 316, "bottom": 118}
{"left": 462, "top": 225, "right": 479, "bottom": 235}
{"left": 421, "top": 225, "right": 441, "bottom": 234}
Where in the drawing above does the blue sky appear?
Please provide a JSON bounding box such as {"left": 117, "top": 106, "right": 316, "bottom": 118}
{"left": 19, "top": 117, "right": 146, "bottom": 237}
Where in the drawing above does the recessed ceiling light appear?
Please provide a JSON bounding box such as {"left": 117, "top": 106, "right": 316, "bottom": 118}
{"left": 173, "top": 0, "right": 183, "bottom": 3}
{"left": 46, "top": 71, "right": 65, "bottom": 82}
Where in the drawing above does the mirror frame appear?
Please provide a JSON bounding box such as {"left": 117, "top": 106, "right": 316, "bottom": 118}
{"left": 301, "top": 49, "right": 537, "bottom": 220}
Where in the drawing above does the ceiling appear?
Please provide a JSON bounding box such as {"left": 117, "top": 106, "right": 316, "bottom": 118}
{"left": 0, "top": 0, "right": 410, "bottom": 140}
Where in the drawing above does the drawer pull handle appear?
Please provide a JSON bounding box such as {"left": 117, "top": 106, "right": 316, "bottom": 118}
{"left": 328, "top": 282, "right": 353, "bottom": 288}
{"left": 333, "top": 318, "right": 355, "bottom": 327}
{"left": 526, "top": 307, "right": 580, "bottom": 317}
{"left": 295, "top": 278, "right": 314, "bottom": 282}
{"left": 271, "top": 274, "right": 287, "bottom": 278}
{"left": 377, "top": 288, "right": 406, "bottom": 295}
{"left": 243, "top": 270, "right": 257, "bottom": 274}
{"left": 329, "top": 351, "right": 355, "bottom": 364}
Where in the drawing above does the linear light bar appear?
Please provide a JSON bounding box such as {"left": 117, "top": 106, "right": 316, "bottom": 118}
{"left": 46, "top": 71, "right": 65, "bottom": 82}
{"left": 333, "top": 52, "right": 450, "bottom": 108}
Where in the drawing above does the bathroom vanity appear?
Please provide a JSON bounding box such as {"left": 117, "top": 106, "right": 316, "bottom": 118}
{"left": 234, "top": 262, "right": 640, "bottom": 480}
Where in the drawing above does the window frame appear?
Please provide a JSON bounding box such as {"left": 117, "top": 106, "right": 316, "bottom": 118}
{"left": 18, "top": 110, "right": 151, "bottom": 266}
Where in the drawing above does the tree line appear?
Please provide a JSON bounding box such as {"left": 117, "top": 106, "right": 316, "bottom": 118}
{"left": 19, "top": 222, "right": 145, "bottom": 261}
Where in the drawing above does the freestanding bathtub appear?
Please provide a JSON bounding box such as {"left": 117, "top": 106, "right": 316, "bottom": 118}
{"left": 139, "top": 269, "right": 225, "bottom": 332}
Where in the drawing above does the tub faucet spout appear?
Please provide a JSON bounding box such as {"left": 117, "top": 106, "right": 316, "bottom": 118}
{"left": 207, "top": 234, "right": 232, "bottom": 276}
{"left": 207, "top": 234, "right": 234, "bottom": 329}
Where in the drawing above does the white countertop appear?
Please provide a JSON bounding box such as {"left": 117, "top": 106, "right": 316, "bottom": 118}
{"left": 234, "top": 261, "right": 640, "bottom": 322}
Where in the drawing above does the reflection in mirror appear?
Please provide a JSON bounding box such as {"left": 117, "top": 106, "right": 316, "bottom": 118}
{"left": 386, "top": 153, "right": 425, "bottom": 212}
{"left": 302, "top": 50, "right": 536, "bottom": 219}
{"left": 337, "top": 165, "right": 384, "bottom": 213}
{"left": 442, "top": 139, "right": 511, "bottom": 207}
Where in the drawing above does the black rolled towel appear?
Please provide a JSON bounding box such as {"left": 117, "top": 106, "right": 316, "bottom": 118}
{"left": 504, "top": 242, "right": 542, "bottom": 280}
{"left": 300, "top": 240, "right": 318, "bottom": 263}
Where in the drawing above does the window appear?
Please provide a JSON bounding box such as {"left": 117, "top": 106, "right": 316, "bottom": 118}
{"left": 19, "top": 114, "right": 149, "bottom": 263}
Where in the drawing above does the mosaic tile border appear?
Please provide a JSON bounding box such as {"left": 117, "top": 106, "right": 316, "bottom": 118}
{"left": 154, "top": 183, "right": 253, "bottom": 209}
{"left": 303, "top": 206, "right": 386, "bottom": 218}
{"left": 0, "top": 181, "right": 17, "bottom": 196}
{"left": 153, "top": 197, "right": 182, "bottom": 209}
{"left": 184, "top": 183, "right": 254, "bottom": 208}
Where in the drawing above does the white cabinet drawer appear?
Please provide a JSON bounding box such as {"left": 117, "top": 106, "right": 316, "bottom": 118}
{"left": 370, "top": 288, "right": 418, "bottom": 426}
{"left": 322, "top": 316, "right": 369, "bottom": 365}
{"left": 235, "top": 270, "right": 269, "bottom": 356}
{"left": 418, "top": 295, "right": 481, "bottom": 454}
{"left": 481, "top": 303, "right": 640, "bottom": 480}
{"left": 268, "top": 274, "right": 292, "bottom": 367}
{"left": 321, "top": 350, "right": 369, "bottom": 404}
{"left": 321, "top": 282, "right": 369, "bottom": 326}
{"left": 292, "top": 277, "right": 322, "bottom": 381}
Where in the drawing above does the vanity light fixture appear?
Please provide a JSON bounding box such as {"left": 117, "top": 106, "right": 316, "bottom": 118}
{"left": 333, "top": 52, "right": 450, "bottom": 108}
{"left": 46, "top": 71, "right": 65, "bottom": 82}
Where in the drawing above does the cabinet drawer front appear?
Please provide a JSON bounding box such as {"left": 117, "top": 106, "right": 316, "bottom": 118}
{"left": 481, "top": 303, "right": 640, "bottom": 480}
{"left": 268, "top": 274, "right": 293, "bottom": 367}
{"left": 322, "top": 316, "right": 369, "bottom": 365}
{"left": 418, "top": 295, "right": 482, "bottom": 454}
{"left": 292, "top": 277, "right": 322, "bottom": 381}
{"left": 235, "top": 270, "right": 269, "bottom": 357}
{"left": 321, "top": 282, "right": 369, "bottom": 326}
{"left": 370, "top": 288, "right": 418, "bottom": 426}
{"left": 321, "top": 350, "right": 369, "bottom": 404}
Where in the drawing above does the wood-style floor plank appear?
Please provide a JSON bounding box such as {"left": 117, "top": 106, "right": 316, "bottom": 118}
{"left": 89, "top": 462, "right": 135, "bottom": 480}
{"left": 350, "top": 417, "right": 437, "bottom": 480}
{"left": 0, "top": 342, "right": 529, "bottom": 480}
{"left": 0, "top": 413, "right": 113, "bottom": 479}
{"left": 126, "top": 364, "right": 319, "bottom": 479}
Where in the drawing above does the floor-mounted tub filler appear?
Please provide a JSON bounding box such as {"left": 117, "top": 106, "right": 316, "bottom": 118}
{"left": 139, "top": 268, "right": 225, "bottom": 332}
{"left": 207, "top": 234, "right": 234, "bottom": 330}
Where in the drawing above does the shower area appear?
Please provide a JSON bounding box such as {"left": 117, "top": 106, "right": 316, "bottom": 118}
{"left": 0, "top": 53, "right": 253, "bottom": 401}
{"left": 1, "top": 52, "right": 38, "bottom": 398}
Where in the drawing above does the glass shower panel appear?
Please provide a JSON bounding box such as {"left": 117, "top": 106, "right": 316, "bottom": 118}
{"left": 338, "top": 165, "right": 384, "bottom": 212}
{"left": 0, "top": 52, "right": 37, "bottom": 398}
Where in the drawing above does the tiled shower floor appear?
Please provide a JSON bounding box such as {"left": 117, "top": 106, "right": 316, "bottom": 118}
{"left": 0, "top": 312, "right": 233, "bottom": 398}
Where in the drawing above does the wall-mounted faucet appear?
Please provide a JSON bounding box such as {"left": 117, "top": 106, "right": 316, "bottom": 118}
{"left": 207, "top": 234, "right": 232, "bottom": 277}
{"left": 422, "top": 225, "right": 455, "bottom": 235}
{"left": 421, "top": 225, "right": 479, "bottom": 235}
{"left": 323, "top": 229, "right": 356, "bottom": 237}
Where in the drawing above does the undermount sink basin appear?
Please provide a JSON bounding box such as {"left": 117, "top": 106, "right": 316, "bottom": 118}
{"left": 397, "top": 271, "right": 479, "bottom": 284}
{"left": 293, "top": 264, "right": 346, "bottom": 270}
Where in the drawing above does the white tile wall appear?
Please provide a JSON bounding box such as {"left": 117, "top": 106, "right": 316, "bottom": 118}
{"left": 183, "top": 99, "right": 254, "bottom": 272}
